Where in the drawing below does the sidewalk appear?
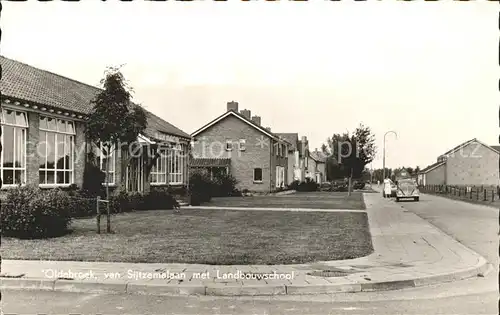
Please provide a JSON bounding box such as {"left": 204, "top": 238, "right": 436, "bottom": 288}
{"left": 1, "top": 193, "right": 490, "bottom": 296}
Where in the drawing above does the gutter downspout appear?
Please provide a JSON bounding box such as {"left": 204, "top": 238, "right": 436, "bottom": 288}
{"left": 270, "top": 138, "right": 272, "bottom": 193}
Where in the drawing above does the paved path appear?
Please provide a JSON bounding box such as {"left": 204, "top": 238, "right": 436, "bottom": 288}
{"left": 1, "top": 193, "right": 489, "bottom": 296}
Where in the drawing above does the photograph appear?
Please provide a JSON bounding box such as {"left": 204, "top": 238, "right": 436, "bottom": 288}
{"left": 0, "top": 1, "right": 498, "bottom": 314}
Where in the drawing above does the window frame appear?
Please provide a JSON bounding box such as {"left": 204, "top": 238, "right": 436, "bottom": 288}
{"left": 226, "top": 140, "right": 233, "bottom": 151}
{"left": 169, "top": 145, "right": 184, "bottom": 185}
{"left": 238, "top": 139, "right": 246, "bottom": 151}
{"left": 39, "top": 115, "right": 76, "bottom": 187}
{"left": 0, "top": 108, "right": 28, "bottom": 187}
{"left": 150, "top": 148, "right": 168, "bottom": 185}
{"left": 253, "top": 167, "right": 263, "bottom": 183}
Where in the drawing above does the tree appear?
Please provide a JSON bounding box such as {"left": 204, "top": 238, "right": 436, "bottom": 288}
{"left": 86, "top": 65, "right": 147, "bottom": 232}
{"left": 323, "top": 124, "right": 377, "bottom": 194}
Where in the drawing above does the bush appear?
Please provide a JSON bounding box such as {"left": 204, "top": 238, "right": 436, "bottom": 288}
{"left": 142, "top": 187, "right": 177, "bottom": 210}
{"left": 189, "top": 171, "right": 213, "bottom": 205}
{"left": 1, "top": 186, "right": 72, "bottom": 239}
{"left": 288, "top": 179, "right": 319, "bottom": 192}
{"left": 212, "top": 173, "right": 239, "bottom": 197}
{"left": 289, "top": 180, "right": 300, "bottom": 191}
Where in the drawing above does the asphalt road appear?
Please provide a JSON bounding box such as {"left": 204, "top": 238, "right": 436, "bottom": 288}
{"left": 2, "top": 287, "right": 497, "bottom": 315}
{"left": 2, "top": 192, "right": 498, "bottom": 315}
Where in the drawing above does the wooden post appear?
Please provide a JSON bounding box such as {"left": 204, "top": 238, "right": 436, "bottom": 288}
{"left": 106, "top": 200, "right": 111, "bottom": 233}
{"left": 458, "top": 187, "right": 461, "bottom": 197}
{"left": 476, "top": 188, "right": 479, "bottom": 200}
{"left": 96, "top": 196, "right": 101, "bottom": 234}
{"left": 470, "top": 188, "right": 472, "bottom": 199}
{"left": 483, "top": 189, "right": 487, "bottom": 201}
{"left": 492, "top": 189, "right": 495, "bottom": 202}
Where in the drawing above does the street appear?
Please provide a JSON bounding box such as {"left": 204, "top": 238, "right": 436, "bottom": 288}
{"left": 2, "top": 192, "right": 499, "bottom": 315}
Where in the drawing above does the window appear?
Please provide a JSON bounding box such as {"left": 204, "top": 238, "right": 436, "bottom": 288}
{"left": 39, "top": 116, "right": 75, "bottom": 185}
{"left": 226, "top": 140, "right": 233, "bottom": 151}
{"left": 0, "top": 109, "right": 28, "bottom": 186}
{"left": 238, "top": 139, "right": 246, "bottom": 151}
{"left": 151, "top": 148, "right": 168, "bottom": 185}
{"left": 169, "top": 146, "right": 184, "bottom": 184}
{"left": 253, "top": 168, "right": 263, "bottom": 182}
{"left": 95, "top": 143, "right": 116, "bottom": 185}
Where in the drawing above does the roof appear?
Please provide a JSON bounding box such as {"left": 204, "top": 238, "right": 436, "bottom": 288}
{"left": 441, "top": 138, "right": 499, "bottom": 157}
{"left": 190, "top": 158, "right": 231, "bottom": 167}
{"left": 309, "top": 150, "right": 327, "bottom": 163}
{"left": 490, "top": 145, "right": 500, "bottom": 153}
{"left": 275, "top": 133, "right": 298, "bottom": 151}
{"left": 0, "top": 55, "right": 191, "bottom": 140}
{"left": 418, "top": 161, "right": 446, "bottom": 174}
{"left": 191, "top": 109, "right": 291, "bottom": 144}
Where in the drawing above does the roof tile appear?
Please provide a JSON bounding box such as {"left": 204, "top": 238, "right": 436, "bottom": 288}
{"left": 0, "top": 55, "right": 191, "bottom": 139}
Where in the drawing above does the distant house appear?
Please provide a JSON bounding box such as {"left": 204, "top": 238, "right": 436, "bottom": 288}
{"left": 306, "top": 149, "right": 327, "bottom": 184}
{"left": 274, "top": 133, "right": 310, "bottom": 185}
{"left": 190, "top": 101, "right": 291, "bottom": 193}
{"left": 0, "top": 56, "right": 192, "bottom": 196}
{"left": 418, "top": 138, "right": 500, "bottom": 186}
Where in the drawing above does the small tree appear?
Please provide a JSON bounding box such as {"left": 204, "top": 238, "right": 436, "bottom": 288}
{"left": 86, "top": 66, "right": 147, "bottom": 232}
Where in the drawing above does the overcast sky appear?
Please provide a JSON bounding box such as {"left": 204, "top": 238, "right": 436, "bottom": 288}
{"left": 2, "top": 1, "right": 497, "bottom": 169}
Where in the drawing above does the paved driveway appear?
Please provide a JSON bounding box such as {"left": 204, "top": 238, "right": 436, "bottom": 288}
{"left": 205, "top": 192, "right": 366, "bottom": 210}
{"left": 395, "top": 193, "right": 499, "bottom": 269}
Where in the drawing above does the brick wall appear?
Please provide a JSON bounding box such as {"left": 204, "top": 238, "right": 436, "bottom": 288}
{"left": 424, "top": 164, "right": 446, "bottom": 185}
{"left": 192, "top": 115, "right": 273, "bottom": 192}
{"left": 26, "top": 111, "right": 40, "bottom": 185}
{"left": 445, "top": 141, "right": 500, "bottom": 186}
{"left": 73, "top": 121, "right": 86, "bottom": 187}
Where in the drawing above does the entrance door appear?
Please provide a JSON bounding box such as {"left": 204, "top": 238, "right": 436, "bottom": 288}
{"left": 126, "top": 155, "right": 144, "bottom": 193}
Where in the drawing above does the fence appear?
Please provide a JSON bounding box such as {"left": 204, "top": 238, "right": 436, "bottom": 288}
{"left": 419, "top": 184, "right": 500, "bottom": 204}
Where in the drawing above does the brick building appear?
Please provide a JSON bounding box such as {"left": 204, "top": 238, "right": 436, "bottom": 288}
{"left": 0, "top": 56, "right": 191, "bottom": 196}
{"left": 307, "top": 149, "right": 327, "bottom": 184}
{"left": 274, "top": 133, "right": 311, "bottom": 185}
{"left": 417, "top": 138, "right": 500, "bottom": 186}
{"left": 190, "top": 101, "right": 291, "bottom": 193}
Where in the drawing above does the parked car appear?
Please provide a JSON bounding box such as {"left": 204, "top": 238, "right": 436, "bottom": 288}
{"left": 352, "top": 181, "right": 366, "bottom": 190}
{"left": 320, "top": 182, "right": 332, "bottom": 191}
{"left": 332, "top": 180, "right": 348, "bottom": 192}
{"left": 395, "top": 179, "right": 419, "bottom": 202}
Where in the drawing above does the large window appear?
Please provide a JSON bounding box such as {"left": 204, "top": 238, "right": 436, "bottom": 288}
{"left": 150, "top": 148, "right": 168, "bottom": 185}
{"left": 169, "top": 146, "right": 184, "bottom": 184}
{"left": 150, "top": 145, "right": 184, "bottom": 185}
{"left": 39, "top": 116, "right": 75, "bottom": 185}
{"left": 0, "top": 109, "right": 28, "bottom": 186}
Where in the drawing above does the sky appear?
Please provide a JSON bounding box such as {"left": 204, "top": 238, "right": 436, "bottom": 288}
{"left": 2, "top": 1, "right": 498, "bottom": 170}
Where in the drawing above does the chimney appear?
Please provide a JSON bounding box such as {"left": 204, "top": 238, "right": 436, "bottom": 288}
{"left": 265, "top": 127, "right": 271, "bottom": 132}
{"left": 227, "top": 101, "right": 239, "bottom": 112}
{"left": 240, "top": 109, "right": 251, "bottom": 120}
{"left": 251, "top": 115, "right": 261, "bottom": 125}
{"left": 301, "top": 136, "right": 307, "bottom": 142}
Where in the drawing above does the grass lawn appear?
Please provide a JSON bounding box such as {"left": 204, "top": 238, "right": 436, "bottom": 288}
{"left": 2, "top": 208, "right": 373, "bottom": 265}
{"left": 207, "top": 192, "right": 366, "bottom": 210}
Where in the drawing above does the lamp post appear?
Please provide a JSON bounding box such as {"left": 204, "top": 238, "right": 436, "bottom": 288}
{"left": 382, "top": 131, "right": 398, "bottom": 182}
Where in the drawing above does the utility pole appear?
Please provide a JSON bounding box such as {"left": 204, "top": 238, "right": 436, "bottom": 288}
{"left": 382, "top": 131, "right": 398, "bottom": 181}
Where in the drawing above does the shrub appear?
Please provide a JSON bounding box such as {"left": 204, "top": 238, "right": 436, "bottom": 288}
{"left": 142, "top": 187, "right": 176, "bottom": 210}
{"left": 297, "top": 178, "right": 319, "bottom": 192}
{"left": 289, "top": 180, "right": 300, "bottom": 191}
{"left": 1, "top": 186, "right": 72, "bottom": 239}
{"left": 189, "top": 171, "right": 213, "bottom": 204}
{"left": 212, "top": 173, "right": 239, "bottom": 197}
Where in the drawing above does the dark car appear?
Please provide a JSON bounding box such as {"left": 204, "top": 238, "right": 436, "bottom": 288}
{"left": 352, "top": 181, "right": 366, "bottom": 190}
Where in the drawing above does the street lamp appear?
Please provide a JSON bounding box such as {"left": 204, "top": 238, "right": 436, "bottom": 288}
{"left": 382, "top": 131, "right": 398, "bottom": 181}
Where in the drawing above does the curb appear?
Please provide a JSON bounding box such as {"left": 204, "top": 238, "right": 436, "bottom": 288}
{"left": 1, "top": 259, "right": 489, "bottom": 296}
